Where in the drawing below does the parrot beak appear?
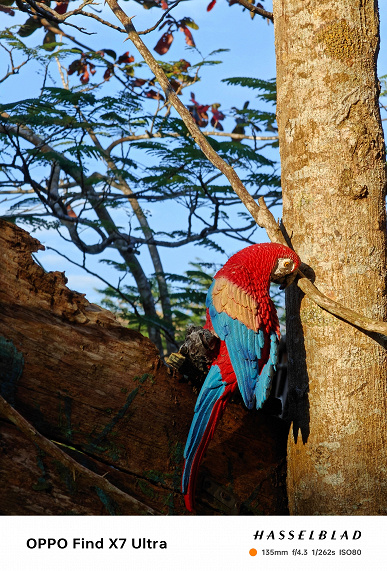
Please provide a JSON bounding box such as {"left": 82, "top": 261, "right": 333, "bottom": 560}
{"left": 278, "top": 271, "right": 298, "bottom": 290}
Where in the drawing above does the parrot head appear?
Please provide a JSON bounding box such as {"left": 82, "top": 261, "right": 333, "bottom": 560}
{"left": 271, "top": 256, "right": 297, "bottom": 278}
{"left": 270, "top": 254, "right": 299, "bottom": 288}
{"left": 215, "top": 242, "right": 301, "bottom": 295}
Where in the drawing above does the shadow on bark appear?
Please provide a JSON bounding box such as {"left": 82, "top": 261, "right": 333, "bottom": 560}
{"left": 285, "top": 282, "right": 310, "bottom": 444}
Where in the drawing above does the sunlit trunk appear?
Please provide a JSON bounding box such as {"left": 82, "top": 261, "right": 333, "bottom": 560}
{"left": 273, "top": 0, "right": 387, "bottom": 514}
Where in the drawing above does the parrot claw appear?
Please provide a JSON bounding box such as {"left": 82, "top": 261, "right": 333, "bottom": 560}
{"left": 165, "top": 352, "right": 186, "bottom": 370}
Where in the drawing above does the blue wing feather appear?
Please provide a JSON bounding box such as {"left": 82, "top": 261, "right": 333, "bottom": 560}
{"left": 254, "top": 331, "right": 278, "bottom": 408}
{"left": 207, "top": 280, "right": 279, "bottom": 410}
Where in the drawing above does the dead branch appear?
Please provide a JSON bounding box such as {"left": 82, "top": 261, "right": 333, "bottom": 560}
{"left": 0, "top": 393, "right": 157, "bottom": 514}
{"left": 235, "top": 0, "right": 273, "bottom": 22}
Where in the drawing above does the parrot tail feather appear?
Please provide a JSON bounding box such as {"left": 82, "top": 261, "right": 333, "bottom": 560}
{"left": 182, "top": 362, "right": 236, "bottom": 512}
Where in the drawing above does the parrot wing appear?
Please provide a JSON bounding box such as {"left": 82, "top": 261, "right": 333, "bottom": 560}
{"left": 207, "top": 278, "right": 279, "bottom": 410}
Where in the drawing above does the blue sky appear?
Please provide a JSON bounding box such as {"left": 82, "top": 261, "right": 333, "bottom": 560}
{"left": 1, "top": 0, "right": 386, "bottom": 302}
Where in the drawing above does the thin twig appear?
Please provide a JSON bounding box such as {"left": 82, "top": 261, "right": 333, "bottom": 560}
{"left": 138, "top": 0, "right": 184, "bottom": 35}
{"left": 40, "top": 19, "right": 92, "bottom": 51}
{"left": 22, "top": 0, "right": 95, "bottom": 33}
{"left": 22, "top": 0, "right": 126, "bottom": 33}
{"left": 26, "top": 0, "right": 94, "bottom": 22}
{"left": 55, "top": 56, "right": 68, "bottom": 89}
{"left": 74, "top": 10, "right": 126, "bottom": 32}
{"left": 0, "top": 43, "right": 30, "bottom": 84}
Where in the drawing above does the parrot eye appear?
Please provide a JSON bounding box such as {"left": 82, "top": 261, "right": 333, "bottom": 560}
{"left": 270, "top": 258, "right": 295, "bottom": 282}
{"left": 281, "top": 259, "right": 294, "bottom": 271}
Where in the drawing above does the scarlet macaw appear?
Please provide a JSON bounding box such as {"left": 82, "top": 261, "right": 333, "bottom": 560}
{"left": 182, "top": 242, "right": 301, "bottom": 512}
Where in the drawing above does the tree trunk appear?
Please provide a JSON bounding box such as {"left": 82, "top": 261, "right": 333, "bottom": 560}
{"left": 273, "top": 0, "right": 387, "bottom": 513}
{"left": 0, "top": 220, "right": 289, "bottom": 515}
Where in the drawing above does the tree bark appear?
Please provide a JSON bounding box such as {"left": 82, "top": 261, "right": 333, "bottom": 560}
{"left": 273, "top": 0, "right": 387, "bottom": 513}
{"left": 0, "top": 220, "right": 289, "bottom": 515}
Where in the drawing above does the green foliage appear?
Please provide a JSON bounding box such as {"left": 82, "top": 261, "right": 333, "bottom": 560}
{"left": 222, "top": 77, "right": 277, "bottom": 104}
{"left": 100, "top": 261, "right": 216, "bottom": 347}
{"left": 380, "top": 74, "right": 387, "bottom": 97}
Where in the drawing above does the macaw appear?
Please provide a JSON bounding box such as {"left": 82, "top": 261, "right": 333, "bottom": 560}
{"left": 181, "top": 242, "right": 301, "bottom": 512}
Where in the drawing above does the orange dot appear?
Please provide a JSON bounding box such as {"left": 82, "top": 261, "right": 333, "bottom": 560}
{"left": 249, "top": 548, "right": 257, "bottom": 557}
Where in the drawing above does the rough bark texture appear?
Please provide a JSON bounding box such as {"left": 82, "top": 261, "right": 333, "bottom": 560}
{"left": 0, "top": 220, "right": 288, "bottom": 515}
{"left": 273, "top": 0, "right": 387, "bottom": 513}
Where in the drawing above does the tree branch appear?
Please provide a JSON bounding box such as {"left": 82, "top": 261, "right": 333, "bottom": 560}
{"left": 80, "top": 112, "right": 177, "bottom": 351}
{"left": 0, "top": 393, "right": 157, "bottom": 514}
{"left": 234, "top": 0, "right": 274, "bottom": 22}
{"left": 297, "top": 272, "right": 387, "bottom": 337}
{"left": 106, "top": 1, "right": 266, "bottom": 227}
{"left": 20, "top": 0, "right": 96, "bottom": 34}
{"left": 0, "top": 114, "right": 164, "bottom": 350}
{"left": 0, "top": 43, "right": 31, "bottom": 85}
{"left": 138, "top": 0, "right": 184, "bottom": 35}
